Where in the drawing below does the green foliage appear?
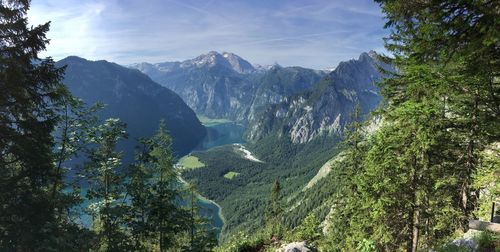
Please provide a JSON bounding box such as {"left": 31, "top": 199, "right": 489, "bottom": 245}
{"left": 356, "top": 239, "right": 378, "bottom": 252}
{"left": 318, "top": 0, "right": 500, "bottom": 251}
{"left": 224, "top": 171, "right": 240, "bottom": 179}
{"left": 214, "top": 231, "right": 265, "bottom": 252}
{"left": 437, "top": 244, "right": 470, "bottom": 252}
{"left": 267, "top": 180, "right": 284, "bottom": 238}
{"left": 179, "top": 155, "right": 206, "bottom": 169}
{"left": 318, "top": 1, "right": 499, "bottom": 251}
{"left": 125, "top": 121, "right": 217, "bottom": 251}
{"left": 473, "top": 143, "right": 500, "bottom": 220}
{"left": 182, "top": 134, "right": 340, "bottom": 239}
{"left": 84, "top": 118, "right": 131, "bottom": 251}
{"left": 213, "top": 226, "right": 293, "bottom": 252}
{"left": 290, "top": 213, "right": 321, "bottom": 244}
{"left": 0, "top": 0, "right": 87, "bottom": 249}
{"left": 475, "top": 232, "right": 499, "bottom": 252}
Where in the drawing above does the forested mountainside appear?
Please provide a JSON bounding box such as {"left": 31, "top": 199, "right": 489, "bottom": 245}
{"left": 130, "top": 51, "right": 324, "bottom": 121}
{"left": 180, "top": 52, "right": 389, "bottom": 240}
{"left": 247, "top": 51, "right": 391, "bottom": 143}
{"left": 214, "top": 1, "right": 500, "bottom": 251}
{"left": 57, "top": 56, "right": 206, "bottom": 158}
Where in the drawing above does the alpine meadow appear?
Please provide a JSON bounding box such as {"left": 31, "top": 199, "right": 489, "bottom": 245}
{"left": 0, "top": 0, "right": 498, "bottom": 251}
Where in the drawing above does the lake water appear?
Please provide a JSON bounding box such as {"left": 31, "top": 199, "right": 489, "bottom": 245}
{"left": 182, "top": 122, "right": 246, "bottom": 237}
{"left": 75, "top": 122, "right": 246, "bottom": 238}
{"left": 194, "top": 122, "right": 246, "bottom": 150}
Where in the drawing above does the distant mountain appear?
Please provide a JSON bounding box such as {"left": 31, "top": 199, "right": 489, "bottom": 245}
{"left": 130, "top": 51, "right": 256, "bottom": 120}
{"left": 247, "top": 65, "right": 324, "bottom": 121}
{"left": 247, "top": 51, "right": 393, "bottom": 143}
{"left": 129, "top": 51, "right": 324, "bottom": 121}
{"left": 57, "top": 56, "right": 206, "bottom": 160}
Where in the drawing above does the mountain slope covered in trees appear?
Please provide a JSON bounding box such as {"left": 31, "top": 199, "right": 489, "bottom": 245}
{"left": 180, "top": 52, "right": 390, "bottom": 240}
{"left": 214, "top": 0, "right": 500, "bottom": 251}
{"left": 57, "top": 56, "right": 206, "bottom": 158}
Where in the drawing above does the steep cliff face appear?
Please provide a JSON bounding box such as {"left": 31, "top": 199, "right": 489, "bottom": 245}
{"left": 130, "top": 52, "right": 324, "bottom": 121}
{"left": 247, "top": 51, "right": 391, "bottom": 143}
{"left": 130, "top": 51, "right": 256, "bottom": 120}
{"left": 248, "top": 65, "right": 324, "bottom": 121}
{"left": 57, "top": 56, "right": 206, "bottom": 159}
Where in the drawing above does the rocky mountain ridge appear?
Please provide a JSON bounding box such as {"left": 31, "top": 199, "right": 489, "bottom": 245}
{"left": 129, "top": 51, "right": 324, "bottom": 121}
{"left": 247, "top": 51, "right": 393, "bottom": 144}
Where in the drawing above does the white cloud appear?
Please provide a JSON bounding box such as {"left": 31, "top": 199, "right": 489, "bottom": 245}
{"left": 27, "top": 0, "right": 388, "bottom": 69}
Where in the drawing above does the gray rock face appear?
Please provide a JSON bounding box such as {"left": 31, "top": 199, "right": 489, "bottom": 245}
{"left": 451, "top": 238, "right": 477, "bottom": 251}
{"left": 277, "top": 241, "right": 314, "bottom": 252}
{"left": 130, "top": 52, "right": 323, "bottom": 121}
{"left": 247, "top": 51, "right": 393, "bottom": 143}
{"left": 248, "top": 65, "right": 324, "bottom": 122}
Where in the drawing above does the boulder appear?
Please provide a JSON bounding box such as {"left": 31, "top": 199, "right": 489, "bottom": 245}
{"left": 277, "top": 241, "right": 314, "bottom": 252}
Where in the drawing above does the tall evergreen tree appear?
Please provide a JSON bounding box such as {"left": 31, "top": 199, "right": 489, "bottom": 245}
{"left": 84, "top": 118, "right": 130, "bottom": 251}
{"left": 323, "top": 0, "right": 499, "bottom": 250}
{"left": 127, "top": 121, "right": 190, "bottom": 251}
{"left": 182, "top": 183, "right": 217, "bottom": 252}
{"left": 325, "top": 104, "right": 368, "bottom": 251}
{"left": 375, "top": 0, "right": 499, "bottom": 225}
{"left": 0, "top": 0, "right": 71, "bottom": 249}
{"left": 148, "top": 121, "right": 190, "bottom": 251}
{"left": 267, "top": 179, "right": 283, "bottom": 237}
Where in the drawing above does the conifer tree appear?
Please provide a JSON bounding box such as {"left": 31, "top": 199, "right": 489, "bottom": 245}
{"left": 182, "top": 183, "right": 217, "bottom": 252}
{"left": 375, "top": 0, "right": 499, "bottom": 226}
{"left": 323, "top": 0, "right": 500, "bottom": 250}
{"left": 128, "top": 121, "right": 189, "bottom": 251}
{"left": 325, "top": 103, "right": 368, "bottom": 251}
{"left": 84, "top": 118, "right": 130, "bottom": 251}
{"left": 267, "top": 179, "right": 283, "bottom": 237}
{"left": 0, "top": 0, "right": 71, "bottom": 249}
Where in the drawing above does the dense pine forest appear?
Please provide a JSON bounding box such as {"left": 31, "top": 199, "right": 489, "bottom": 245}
{"left": 0, "top": 0, "right": 499, "bottom": 251}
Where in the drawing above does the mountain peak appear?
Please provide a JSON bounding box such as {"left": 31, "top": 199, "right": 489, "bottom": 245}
{"left": 367, "top": 50, "right": 378, "bottom": 58}
{"left": 59, "top": 55, "right": 89, "bottom": 63}
{"left": 181, "top": 51, "right": 255, "bottom": 74}
{"left": 358, "top": 50, "right": 379, "bottom": 61}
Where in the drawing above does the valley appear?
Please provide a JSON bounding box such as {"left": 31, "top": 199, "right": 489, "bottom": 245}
{"left": 3, "top": 1, "right": 498, "bottom": 251}
{"left": 129, "top": 51, "right": 389, "bottom": 240}
{"left": 175, "top": 118, "right": 249, "bottom": 237}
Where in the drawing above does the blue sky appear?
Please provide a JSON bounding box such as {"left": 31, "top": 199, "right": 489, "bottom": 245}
{"left": 29, "top": 0, "right": 389, "bottom": 69}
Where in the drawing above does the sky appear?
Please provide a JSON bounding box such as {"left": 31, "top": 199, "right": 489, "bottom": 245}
{"left": 28, "top": 0, "right": 389, "bottom": 69}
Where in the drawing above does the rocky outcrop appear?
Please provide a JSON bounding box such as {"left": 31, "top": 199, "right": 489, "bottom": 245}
{"left": 277, "top": 241, "right": 315, "bottom": 252}
{"left": 248, "top": 65, "right": 324, "bottom": 122}
{"left": 130, "top": 52, "right": 323, "bottom": 122}
{"left": 247, "top": 51, "right": 393, "bottom": 144}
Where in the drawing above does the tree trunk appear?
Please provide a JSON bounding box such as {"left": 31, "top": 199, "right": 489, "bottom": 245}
{"left": 412, "top": 209, "right": 420, "bottom": 252}
{"left": 462, "top": 90, "right": 479, "bottom": 225}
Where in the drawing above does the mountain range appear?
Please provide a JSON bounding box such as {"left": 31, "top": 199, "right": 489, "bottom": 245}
{"left": 131, "top": 50, "right": 390, "bottom": 144}
{"left": 129, "top": 51, "right": 325, "bottom": 122}
{"left": 247, "top": 51, "right": 391, "bottom": 143}
{"left": 136, "top": 51, "right": 393, "bottom": 237}
{"left": 59, "top": 51, "right": 391, "bottom": 238}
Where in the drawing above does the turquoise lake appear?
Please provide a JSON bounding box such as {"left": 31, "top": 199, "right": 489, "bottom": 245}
{"left": 183, "top": 122, "right": 246, "bottom": 237}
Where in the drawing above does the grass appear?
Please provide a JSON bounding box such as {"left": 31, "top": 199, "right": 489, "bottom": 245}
{"left": 197, "top": 115, "right": 233, "bottom": 126}
{"left": 223, "top": 171, "right": 240, "bottom": 179}
{"left": 179, "top": 155, "right": 205, "bottom": 169}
